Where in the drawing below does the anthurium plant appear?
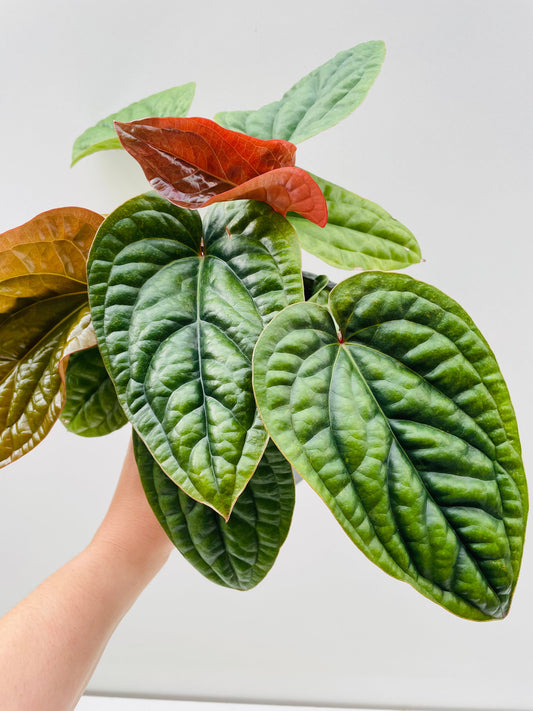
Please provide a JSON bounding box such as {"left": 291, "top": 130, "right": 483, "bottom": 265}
{"left": 0, "top": 41, "right": 527, "bottom": 620}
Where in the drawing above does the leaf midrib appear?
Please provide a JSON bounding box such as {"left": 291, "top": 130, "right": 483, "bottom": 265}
{"left": 338, "top": 342, "right": 504, "bottom": 608}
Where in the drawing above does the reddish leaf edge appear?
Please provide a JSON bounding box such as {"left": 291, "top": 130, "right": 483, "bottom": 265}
{"left": 114, "top": 117, "right": 328, "bottom": 227}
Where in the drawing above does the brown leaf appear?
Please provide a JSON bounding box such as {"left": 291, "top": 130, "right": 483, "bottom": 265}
{"left": 0, "top": 206, "right": 103, "bottom": 314}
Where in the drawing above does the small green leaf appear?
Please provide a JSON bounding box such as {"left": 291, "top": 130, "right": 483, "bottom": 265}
{"left": 61, "top": 347, "right": 127, "bottom": 437}
{"left": 215, "top": 41, "right": 385, "bottom": 143}
{"left": 253, "top": 272, "right": 527, "bottom": 619}
{"left": 71, "top": 82, "right": 196, "bottom": 166}
{"left": 88, "top": 193, "right": 303, "bottom": 519}
{"left": 288, "top": 174, "right": 421, "bottom": 271}
{"left": 134, "top": 433, "right": 295, "bottom": 590}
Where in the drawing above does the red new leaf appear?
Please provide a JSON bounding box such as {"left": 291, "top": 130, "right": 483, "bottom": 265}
{"left": 114, "top": 117, "right": 327, "bottom": 227}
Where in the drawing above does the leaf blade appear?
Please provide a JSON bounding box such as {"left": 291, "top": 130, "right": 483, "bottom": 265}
{"left": 114, "top": 117, "right": 327, "bottom": 225}
{"left": 0, "top": 207, "right": 103, "bottom": 311}
{"left": 71, "top": 82, "right": 196, "bottom": 166}
{"left": 61, "top": 347, "right": 127, "bottom": 437}
{"left": 0, "top": 299, "right": 96, "bottom": 466}
{"left": 288, "top": 173, "right": 421, "bottom": 270}
{"left": 88, "top": 194, "right": 303, "bottom": 518}
{"left": 134, "top": 433, "right": 295, "bottom": 589}
{"left": 215, "top": 41, "right": 386, "bottom": 143}
{"left": 253, "top": 273, "right": 527, "bottom": 619}
{"left": 0, "top": 207, "right": 103, "bottom": 464}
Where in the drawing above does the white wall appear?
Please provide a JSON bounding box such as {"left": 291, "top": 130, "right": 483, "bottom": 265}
{"left": 1, "top": 1, "right": 532, "bottom": 709}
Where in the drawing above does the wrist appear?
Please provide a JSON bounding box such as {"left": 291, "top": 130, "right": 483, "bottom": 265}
{"left": 89, "top": 524, "right": 172, "bottom": 584}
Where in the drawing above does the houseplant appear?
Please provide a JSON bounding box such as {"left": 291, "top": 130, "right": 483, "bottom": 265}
{"left": 0, "top": 40, "right": 526, "bottom": 621}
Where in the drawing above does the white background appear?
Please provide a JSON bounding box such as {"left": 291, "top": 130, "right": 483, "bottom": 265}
{"left": 0, "top": 1, "right": 532, "bottom": 709}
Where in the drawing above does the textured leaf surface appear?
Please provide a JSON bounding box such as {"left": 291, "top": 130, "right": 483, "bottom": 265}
{"left": 0, "top": 207, "right": 103, "bottom": 313}
{"left": 0, "top": 300, "right": 96, "bottom": 466}
{"left": 88, "top": 193, "right": 303, "bottom": 518}
{"left": 61, "top": 347, "right": 127, "bottom": 437}
{"left": 134, "top": 433, "right": 295, "bottom": 589}
{"left": 71, "top": 82, "right": 196, "bottom": 165}
{"left": 253, "top": 272, "right": 527, "bottom": 619}
{"left": 215, "top": 41, "right": 385, "bottom": 143}
{"left": 0, "top": 208, "right": 102, "bottom": 465}
{"left": 288, "top": 174, "right": 421, "bottom": 270}
{"left": 115, "top": 117, "right": 327, "bottom": 226}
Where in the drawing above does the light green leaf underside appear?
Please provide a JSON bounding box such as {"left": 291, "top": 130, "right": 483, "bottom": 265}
{"left": 215, "top": 41, "right": 385, "bottom": 143}
{"left": 288, "top": 174, "right": 421, "bottom": 271}
{"left": 88, "top": 194, "right": 303, "bottom": 518}
{"left": 0, "top": 295, "right": 96, "bottom": 466}
{"left": 134, "top": 433, "right": 295, "bottom": 589}
{"left": 71, "top": 82, "right": 196, "bottom": 166}
{"left": 61, "top": 347, "right": 127, "bottom": 437}
{"left": 253, "top": 272, "right": 526, "bottom": 619}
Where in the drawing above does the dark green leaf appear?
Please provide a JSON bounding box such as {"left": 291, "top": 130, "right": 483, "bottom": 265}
{"left": 61, "top": 347, "right": 127, "bottom": 437}
{"left": 71, "top": 83, "right": 196, "bottom": 166}
{"left": 302, "top": 270, "right": 335, "bottom": 306}
{"left": 253, "top": 271, "right": 527, "bottom": 619}
{"left": 288, "top": 174, "right": 421, "bottom": 270}
{"left": 134, "top": 433, "right": 295, "bottom": 589}
{"left": 88, "top": 193, "right": 303, "bottom": 518}
{"left": 215, "top": 41, "right": 385, "bottom": 143}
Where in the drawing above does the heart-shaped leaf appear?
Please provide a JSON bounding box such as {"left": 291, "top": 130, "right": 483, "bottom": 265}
{"left": 253, "top": 272, "right": 527, "bottom": 619}
{"left": 61, "top": 347, "right": 127, "bottom": 437}
{"left": 288, "top": 174, "right": 421, "bottom": 270}
{"left": 71, "top": 82, "right": 196, "bottom": 166}
{"left": 215, "top": 41, "right": 386, "bottom": 143}
{"left": 88, "top": 193, "right": 303, "bottom": 519}
{"left": 0, "top": 207, "right": 103, "bottom": 466}
{"left": 134, "top": 433, "right": 295, "bottom": 590}
{"left": 114, "top": 117, "right": 327, "bottom": 226}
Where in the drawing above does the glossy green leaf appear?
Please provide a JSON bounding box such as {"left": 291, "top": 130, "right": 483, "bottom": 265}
{"left": 253, "top": 272, "right": 527, "bottom": 619}
{"left": 288, "top": 174, "right": 421, "bottom": 270}
{"left": 61, "top": 347, "right": 127, "bottom": 437}
{"left": 0, "top": 299, "right": 96, "bottom": 466}
{"left": 71, "top": 82, "right": 196, "bottom": 166}
{"left": 215, "top": 41, "right": 385, "bottom": 143}
{"left": 88, "top": 193, "right": 303, "bottom": 518}
{"left": 134, "top": 433, "right": 295, "bottom": 589}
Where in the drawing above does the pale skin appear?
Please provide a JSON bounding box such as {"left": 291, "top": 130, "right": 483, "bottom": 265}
{"left": 0, "top": 436, "right": 173, "bottom": 711}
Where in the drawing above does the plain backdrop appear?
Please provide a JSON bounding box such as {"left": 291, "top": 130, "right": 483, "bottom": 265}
{"left": 0, "top": 1, "right": 532, "bottom": 709}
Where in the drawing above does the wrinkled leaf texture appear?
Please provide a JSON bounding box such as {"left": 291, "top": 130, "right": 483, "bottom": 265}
{"left": 88, "top": 193, "right": 303, "bottom": 519}
{"left": 0, "top": 207, "right": 102, "bottom": 466}
{"left": 215, "top": 41, "right": 386, "bottom": 143}
{"left": 114, "top": 117, "right": 327, "bottom": 226}
{"left": 71, "top": 82, "right": 196, "bottom": 166}
{"left": 253, "top": 272, "right": 527, "bottom": 619}
{"left": 61, "top": 347, "right": 127, "bottom": 437}
{"left": 289, "top": 174, "right": 421, "bottom": 271}
{"left": 134, "top": 433, "right": 295, "bottom": 589}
